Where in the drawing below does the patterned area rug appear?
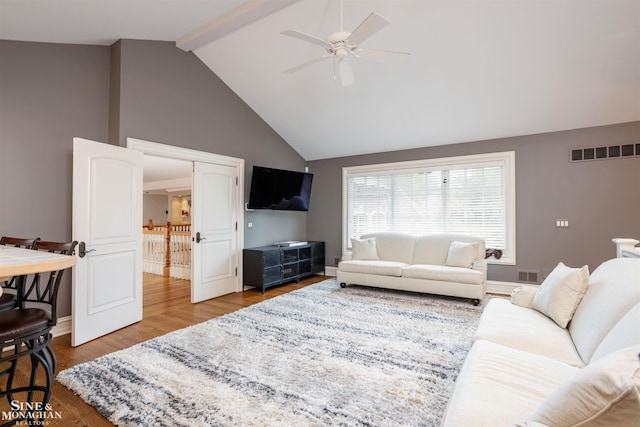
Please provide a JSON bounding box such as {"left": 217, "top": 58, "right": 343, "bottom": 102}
{"left": 58, "top": 279, "right": 487, "bottom": 426}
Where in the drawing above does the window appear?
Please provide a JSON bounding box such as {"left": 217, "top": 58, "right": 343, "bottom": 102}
{"left": 342, "top": 152, "right": 515, "bottom": 264}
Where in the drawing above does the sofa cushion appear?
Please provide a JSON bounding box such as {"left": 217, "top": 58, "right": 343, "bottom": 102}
{"left": 592, "top": 303, "right": 640, "bottom": 362}
{"left": 445, "top": 241, "right": 479, "bottom": 268}
{"left": 570, "top": 258, "right": 640, "bottom": 364}
{"left": 474, "top": 298, "right": 585, "bottom": 366}
{"left": 412, "top": 233, "right": 485, "bottom": 266}
{"left": 531, "top": 262, "right": 589, "bottom": 328}
{"left": 401, "top": 264, "right": 484, "bottom": 285}
{"left": 412, "top": 234, "right": 450, "bottom": 265}
{"left": 529, "top": 344, "right": 640, "bottom": 427}
{"left": 350, "top": 238, "right": 379, "bottom": 260}
{"left": 442, "top": 339, "right": 580, "bottom": 427}
{"left": 338, "top": 260, "right": 407, "bottom": 277}
{"left": 360, "top": 232, "right": 415, "bottom": 264}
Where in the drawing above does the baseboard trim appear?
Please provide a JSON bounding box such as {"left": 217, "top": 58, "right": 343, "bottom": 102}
{"left": 52, "top": 315, "right": 71, "bottom": 337}
{"left": 325, "top": 266, "right": 337, "bottom": 277}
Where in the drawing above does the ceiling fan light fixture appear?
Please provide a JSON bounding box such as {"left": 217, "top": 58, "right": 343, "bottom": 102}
{"left": 335, "top": 47, "right": 349, "bottom": 59}
{"left": 281, "top": 3, "right": 410, "bottom": 85}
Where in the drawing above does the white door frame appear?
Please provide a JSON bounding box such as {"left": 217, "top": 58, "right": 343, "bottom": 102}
{"left": 127, "top": 138, "right": 245, "bottom": 293}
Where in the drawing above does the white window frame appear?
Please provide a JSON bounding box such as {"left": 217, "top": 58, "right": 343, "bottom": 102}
{"left": 342, "top": 151, "right": 516, "bottom": 265}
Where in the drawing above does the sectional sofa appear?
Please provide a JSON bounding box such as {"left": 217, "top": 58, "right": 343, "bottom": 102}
{"left": 442, "top": 257, "right": 640, "bottom": 426}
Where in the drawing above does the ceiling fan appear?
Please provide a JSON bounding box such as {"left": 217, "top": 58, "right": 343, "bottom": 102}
{"left": 281, "top": 1, "right": 410, "bottom": 86}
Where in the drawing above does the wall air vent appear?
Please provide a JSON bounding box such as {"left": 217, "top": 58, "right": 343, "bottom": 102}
{"left": 570, "top": 143, "right": 639, "bottom": 162}
{"left": 517, "top": 271, "right": 539, "bottom": 284}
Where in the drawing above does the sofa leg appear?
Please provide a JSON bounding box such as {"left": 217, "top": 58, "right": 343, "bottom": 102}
{"left": 340, "top": 282, "right": 347, "bottom": 288}
{"left": 472, "top": 299, "right": 480, "bottom": 306}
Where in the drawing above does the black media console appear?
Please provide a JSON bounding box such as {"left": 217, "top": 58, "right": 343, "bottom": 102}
{"left": 243, "top": 241, "right": 325, "bottom": 294}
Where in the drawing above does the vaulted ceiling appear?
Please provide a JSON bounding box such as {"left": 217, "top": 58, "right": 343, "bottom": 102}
{"left": 2, "top": 0, "right": 639, "bottom": 161}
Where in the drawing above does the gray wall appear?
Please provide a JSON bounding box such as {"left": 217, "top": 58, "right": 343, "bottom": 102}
{"left": 143, "top": 194, "right": 169, "bottom": 225}
{"left": 1, "top": 39, "right": 307, "bottom": 318}
{"left": 0, "top": 40, "right": 111, "bottom": 318}
{"left": 307, "top": 122, "right": 640, "bottom": 282}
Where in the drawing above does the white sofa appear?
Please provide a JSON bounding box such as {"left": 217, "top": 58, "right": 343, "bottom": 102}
{"left": 442, "top": 257, "right": 640, "bottom": 426}
{"left": 337, "top": 232, "right": 487, "bottom": 305}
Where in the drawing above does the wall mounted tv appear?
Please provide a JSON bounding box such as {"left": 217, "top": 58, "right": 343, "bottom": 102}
{"left": 248, "top": 166, "right": 313, "bottom": 211}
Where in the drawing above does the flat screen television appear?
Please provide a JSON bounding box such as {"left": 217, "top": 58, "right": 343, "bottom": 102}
{"left": 248, "top": 166, "right": 313, "bottom": 211}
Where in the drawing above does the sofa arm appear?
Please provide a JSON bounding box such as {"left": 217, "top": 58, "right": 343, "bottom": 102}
{"left": 472, "top": 259, "right": 487, "bottom": 273}
{"left": 510, "top": 285, "right": 538, "bottom": 308}
{"left": 341, "top": 252, "right": 353, "bottom": 262}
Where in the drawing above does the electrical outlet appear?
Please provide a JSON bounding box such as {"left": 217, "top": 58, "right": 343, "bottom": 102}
{"left": 555, "top": 219, "right": 569, "bottom": 228}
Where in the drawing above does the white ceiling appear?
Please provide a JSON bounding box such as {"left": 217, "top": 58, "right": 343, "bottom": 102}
{"left": 143, "top": 156, "right": 192, "bottom": 192}
{"left": 2, "top": 0, "right": 639, "bottom": 161}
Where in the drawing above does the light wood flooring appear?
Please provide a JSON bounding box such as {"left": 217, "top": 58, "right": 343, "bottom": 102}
{"left": 5, "top": 273, "right": 326, "bottom": 426}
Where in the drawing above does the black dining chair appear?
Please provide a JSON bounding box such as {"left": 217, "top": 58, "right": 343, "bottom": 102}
{"left": 0, "top": 237, "right": 40, "bottom": 312}
{"left": 0, "top": 240, "right": 76, "bottom": 426}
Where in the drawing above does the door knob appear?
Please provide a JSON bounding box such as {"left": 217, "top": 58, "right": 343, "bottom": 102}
{"left": 78, "top": 241, "right": 96, "bottom": 258}
{"left": 195, "top": 232, "right": 206, "bottom": 243}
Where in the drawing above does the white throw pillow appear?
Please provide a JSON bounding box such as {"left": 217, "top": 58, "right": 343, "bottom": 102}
{"left": 530, "top": 344, "right": 640, "bottom": 427}
{"left": 531, "top": 262, "right": 589, "bottom": 328}
{"left": 445, "top": 241, "right": 478, "bottom": 268}
{"left": 510, "top": 285, "right": 538, "bottom": 308}
{"left": 351, "top": 238, "right": 379, "bottom": 261}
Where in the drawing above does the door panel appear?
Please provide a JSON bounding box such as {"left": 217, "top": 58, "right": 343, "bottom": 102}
{"left": 89, "top": 159, "right": 138, "bottom": 242}
{"left": 192, "top": 162, "right": 239, "bottom": 303}
{"left": 202, "top": 240, "right": 233, "bottom": 279}
{"left": 202, "top": 173, "right": 232, "bottom": 234}
{"left": 87, "top": 249, "right": 137, "bottom": 314}
{"left": 72, "top": 138, "right": 143, "bottom": 346}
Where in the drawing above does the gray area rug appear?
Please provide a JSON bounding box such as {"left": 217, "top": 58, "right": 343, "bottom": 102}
{"left": 58, "top": 279, "right": 487, "bottom": 426}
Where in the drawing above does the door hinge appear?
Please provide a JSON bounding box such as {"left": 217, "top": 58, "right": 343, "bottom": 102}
{"left": 235, "top": 267, "right": 238, "bottom": 276}
{"left": 236, "top": 176, "right": 239, "bottom": 185}
{"left": 235, "top": 221, "right": 238, "bottom": 231}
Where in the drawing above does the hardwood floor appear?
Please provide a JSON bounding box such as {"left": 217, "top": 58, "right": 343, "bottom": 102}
{"left": 6, "top": 273, "right": 326, "bottom": 426}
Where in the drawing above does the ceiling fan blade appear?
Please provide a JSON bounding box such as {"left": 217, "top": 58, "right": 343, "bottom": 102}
{"left": 346, "top": 12, "right": 390, "bottom": 46}
{"left": 283, "top": 55, "right": 330, "bottom": 74}
{"left": 338, "top": 58, "right": 355, "bottom": 87}
{"left": 281, "top": 29, "right": 330, "bottom": 49}
{"left": 356, "top": 48, "right": 411, "bottom": 61}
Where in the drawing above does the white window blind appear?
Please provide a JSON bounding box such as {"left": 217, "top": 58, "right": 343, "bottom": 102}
{"left": 344, "top": 152, "right": 515, "bottom": 263}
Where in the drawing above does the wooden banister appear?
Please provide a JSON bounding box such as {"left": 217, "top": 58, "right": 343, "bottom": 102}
{"left": 143, "top": 220, "right": 191, "bottom": 278}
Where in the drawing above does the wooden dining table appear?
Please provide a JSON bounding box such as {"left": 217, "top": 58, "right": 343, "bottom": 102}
{"left": 0, "top": 245, "right": 76, "bottom": 295}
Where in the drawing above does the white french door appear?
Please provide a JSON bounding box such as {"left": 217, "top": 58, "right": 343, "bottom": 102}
{"left": 72, "top": 138, "right": 143, "bottom": 346}
{"left": 191, "top": 162, "right": 239, "bottom": 302}
{"left": 126, "top": 138, "right": 244, "bottom": 304}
